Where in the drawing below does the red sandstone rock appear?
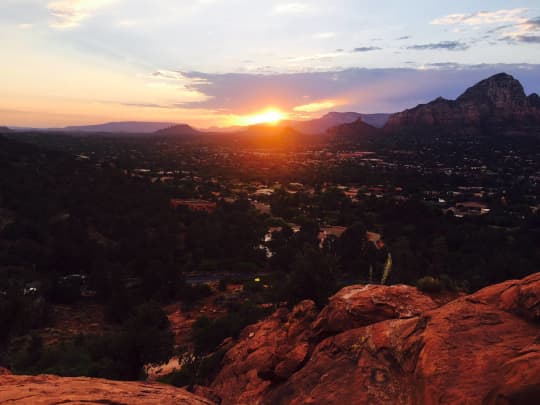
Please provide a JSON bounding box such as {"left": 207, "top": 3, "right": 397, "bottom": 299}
{"left": 385, "top": 73, "right": 540, "bottom": 132}
{"left": 0, "top": 374, "right": 215, "bottom": 404}
{"left": 211, "top": 300, "right": 317, "bottom": 404}
{"left": 193, "top": 385, "right": 223, "bottom": 404}
{"left": 211, "top": 274, "right": 540, "bottom": 405}
{"left": 470, "top": 272, "right": 540, "bottom": 322}
{"left": 312, "top": 284, "right": 438, "bottom": 336}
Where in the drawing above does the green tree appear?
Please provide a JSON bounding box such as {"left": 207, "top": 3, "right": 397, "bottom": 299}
{"left": 283, "top": 247, "right": 339, "bottom": 307}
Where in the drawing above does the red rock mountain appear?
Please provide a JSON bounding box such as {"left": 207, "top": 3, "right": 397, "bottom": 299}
{"left": 210, "top": 273, "right": 540, "bottom": 404}
{"left": 385, "top": 73, "right": 540, "bottom": 132}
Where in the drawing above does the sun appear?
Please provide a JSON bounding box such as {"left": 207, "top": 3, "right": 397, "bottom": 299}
{"left": 238, "top": 108, "right": 286, "bottom": 126}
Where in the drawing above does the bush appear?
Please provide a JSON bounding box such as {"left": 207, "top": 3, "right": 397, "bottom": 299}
{"left": 282, "top": 247, "right": 339, "bottom": 307}
{"left": 8, "top": 302, "right": 174, "bottom": 380}
{"left": 416, "top": 276, "right": 443, "bottom": 293}
{"left": 179, "top": 284, "right": 213, "bottom": 309}
{"left": 158, "top": 349, "right": 226, "bottom": 388}
{"left": 0, "top": 295, "right": 50, "bottom": 350}
{"left": 218, "top": 278, "right": 228, "bottom": 291}
{"left": 192, "top": 302, "right": 271, "bottom": 354}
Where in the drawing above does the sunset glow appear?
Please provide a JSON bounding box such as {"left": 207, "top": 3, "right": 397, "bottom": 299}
{"left": 1, "top": 1, "right": 540, "bottom": 128}
{"left": 236, "top": 109, "right": 287, "bottom": 126}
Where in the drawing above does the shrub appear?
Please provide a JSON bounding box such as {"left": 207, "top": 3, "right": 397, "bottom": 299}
{"left": 416, "top": 276, "right": 443, "bottom": 293}
{"left": 8, "top": 301, "right": 174, "bottom": 381}
{"left": 218, "top": 278, "right": 228, "bottom": 291}
{"left": 158, "top": 349, "right": 226, "bottom": 388}
{"left": 192, "top": 302, "right": 271, "bottom": 354}
{"left": 282, "top": 247, "right": 339, "bottom": 307}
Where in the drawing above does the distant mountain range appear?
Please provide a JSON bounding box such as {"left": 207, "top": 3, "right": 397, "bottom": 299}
{"left": 154, "top": 112, "right": 390, "bottom": 138}
{"left": 4, "top": 73, "right": 538, "bottom": 140}
{"left": 60, "top": 121, "right": 175, "bottom": 134}
{"left": 2, "top": 112, "right": 390, "bottom": 136}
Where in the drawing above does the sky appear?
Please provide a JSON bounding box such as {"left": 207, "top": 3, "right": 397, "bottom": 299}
{"left": 1, "top": 0, "right": 540, "bottom": 128}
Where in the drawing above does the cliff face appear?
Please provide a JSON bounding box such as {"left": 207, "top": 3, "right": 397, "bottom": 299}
{"left": 0, "top": 374, "right": 215, "bottom": 405}
{"left": 385, "top": 73, "right": 540, "bottom": 132}
{"left": 210, "top": 273, "right": 540, "bottom": 405}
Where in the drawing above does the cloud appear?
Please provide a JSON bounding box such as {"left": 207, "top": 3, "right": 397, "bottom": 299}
{"left": 117, "top": 19, "right": 138, "bottom": 27}
{"left": 353, "top": 46, "right": 381, "bottom": 52}
{"left": 272, "top": 3, "right": 316, "bottom": 15}
{"left": 144, "top": 70, "right": 211, "bottom": 104}
{"left": 397, "top": 35, "right": 411, "bottom": 40}
{"left": 515, "top": 35, "right": 540, "bottom": 43}
{"left": 47, "top": 0, "right": 118, "bottom": 29}
{"left": 499, "top": 16, "right": 540, "bottom": 43}
{"left": 431, "top": 8, "right": 527, "bottom": 25}
{"left": 176, "top": 64, "right": 540, "bottom": 115}
{"left": 313, "top": 32, "right": 336, "bottom": 39}
{"left": 293, "top": 100, "right": 338, "bottom": 112}
{"left": 425, "top": 62, "right": 462, "bottom": 69}
{"left": 407, "top": 41, "right": 469, "bottom": 51}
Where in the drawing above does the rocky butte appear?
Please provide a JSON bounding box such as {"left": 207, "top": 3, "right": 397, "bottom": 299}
{"left": 329, "top": 73, "right": 540, "bottom": 140}
{"left": 384, "top": 73, "right": 540, "bottom": 134}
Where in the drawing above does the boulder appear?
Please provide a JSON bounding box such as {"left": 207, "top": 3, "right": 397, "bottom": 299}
{"left": 312, "top": 284, "right": 438, "bottom": 336}
{"left": 0, "top": 374, "right": 215, "bottom": 404}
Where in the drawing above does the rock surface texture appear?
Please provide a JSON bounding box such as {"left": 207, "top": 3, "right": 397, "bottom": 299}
{"left": 211, "top": 273, "right": 540, "bottom": 405}
{"left": 0, "top": 374, "right": 215, "bottom": 405}
{"left": 385, "top": 73, "right": 540, "bottom": 132}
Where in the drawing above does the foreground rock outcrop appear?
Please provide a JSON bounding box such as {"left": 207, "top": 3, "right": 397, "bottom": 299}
{"left": 0, "top": 374, "right": 215, "bottom": 405}
{"left": 211, "top": 273, "right": 540, "bottom": 404}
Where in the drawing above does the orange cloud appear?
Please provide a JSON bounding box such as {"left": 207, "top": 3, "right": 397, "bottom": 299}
{"left": 293, "top": 100, "right": 339, "bottom": 113}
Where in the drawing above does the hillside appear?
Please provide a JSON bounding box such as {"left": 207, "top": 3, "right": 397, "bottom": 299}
{"left": 327, "top": 117, "right": 380, "bottom": 142}
{"left": 154, "top": 123, "right": 202, "bottom": 137}
{"left": 285, "top": 112, "right": 390, "bottom": 134}
{"left": 62, "top": 121, "right": 175, "bottom": 134}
